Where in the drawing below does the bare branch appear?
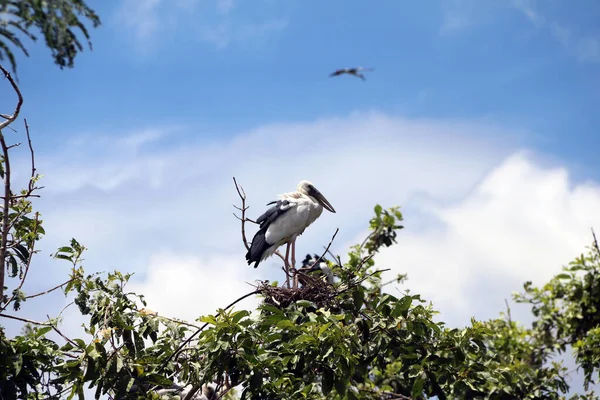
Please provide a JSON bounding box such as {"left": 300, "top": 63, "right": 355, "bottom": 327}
{"left": 0, "top": 129, "right": 12, "bottom": 301}
{"left": 233, "top": 177, "right": 253, "bottom": 252}
{"left": 25, "top": 278, "right": 74, "bottom": 299}
{"left": 0, "top": 312, "right": 51, "bottom": 325}
{"left": 592, "top": 227, "right": 600, "bottom": 257}
{"left": 310, "top": 228, "right": 339, "bottom": 271}
{"left": 24, "top": 119, "right": 37, "bottom": 193}
{"left": 504, "top": 298, "right": 513, "bottom": 326}
{"left": 0, "top": 64, "right": 24, "bottom": 131}
{"left": 47, "top": 315, "right": 79, "bottom": 348}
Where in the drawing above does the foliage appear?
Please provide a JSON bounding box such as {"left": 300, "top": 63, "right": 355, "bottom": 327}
{"left": 0, "top": 0, "right": 100, "bottom": 73}
{"left": 515, "top": 239, "right": 600, "bottom": 390}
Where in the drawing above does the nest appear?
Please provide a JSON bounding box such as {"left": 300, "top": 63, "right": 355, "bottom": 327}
{"left": 257, "top": 272, "right": 338, "bottom": 309}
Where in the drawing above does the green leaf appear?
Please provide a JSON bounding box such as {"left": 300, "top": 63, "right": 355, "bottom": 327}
{"left": 295, "top": 300, "right": 316, "bottom": 308}
{"left": 199, "top": 315, "right": 217, "bottom": 325}
{"left": 353, "top": 289, "right": 365, "bottom": 310}
{"left": 35, "top": 326, "right": 53, "bottom": 337}
{"left": 392, "top": 296, "right": 413, "bottom": 317}
{"left": 334, "top": 376, "right": 348, "bottom": 396}
{"left": 322, "top": 368, "right": 334, "bottom": 395}
{"left": 231, "top": 310, "right": 250, "bottom": 324}
{"left": 411, "top": 377, "right": 425, "bottom": 398}
{"left": 374, "top": 204, "right": 382, "bottom": 217}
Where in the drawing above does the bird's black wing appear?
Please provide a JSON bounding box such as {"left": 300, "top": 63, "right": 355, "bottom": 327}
{"left": 256, "top": 199, "right": 294, "bottom": 229}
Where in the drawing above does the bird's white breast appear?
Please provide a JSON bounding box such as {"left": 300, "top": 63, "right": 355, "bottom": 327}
{"left": 265, "top": 193, "right": 323, "bottom": 246}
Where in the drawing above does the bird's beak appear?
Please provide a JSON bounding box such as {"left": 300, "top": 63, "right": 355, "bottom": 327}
{"left": 313, "top": 189, "right": 336, "bottom": 213}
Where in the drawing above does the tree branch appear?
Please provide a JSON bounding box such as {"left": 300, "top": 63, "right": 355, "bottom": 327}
{"left": 0, "top": 64, "right": 24, "bottom": 302}
{"left": 0, "top": 312, "right": 51, "bottom": 325}
{"left": 233, "top": 177, "right": 255, "bottom": 252}
{"left": 25, "top": 278, "right": 74, "bottom": 299}
{"left": 0, "top": 64, "right": 23, "bottom": 131}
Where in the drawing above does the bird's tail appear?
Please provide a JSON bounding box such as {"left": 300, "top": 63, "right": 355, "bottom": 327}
{"left": 246, "top": 228, "right": 270, "bottom": 268}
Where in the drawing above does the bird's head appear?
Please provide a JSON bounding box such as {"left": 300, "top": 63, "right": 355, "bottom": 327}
{"left": 297, "top": 180, "right": 336, "bottom": 213}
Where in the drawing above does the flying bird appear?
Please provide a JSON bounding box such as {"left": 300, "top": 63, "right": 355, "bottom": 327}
{"left": 245, "top": 180, "right": 336, "bottom": 287}
{"left": 329, "top": 67, "right": 374, "bottom": 81}
{"left": 301, "top": 253, "right": 335, "bottom": 284}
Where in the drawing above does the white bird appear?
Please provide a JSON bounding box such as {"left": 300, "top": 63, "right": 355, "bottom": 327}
{"left": 246, "top": 180, "right": 336, "bottom": 287}
{"left": 301, "top": 253, "right": 335, "bottom": 284}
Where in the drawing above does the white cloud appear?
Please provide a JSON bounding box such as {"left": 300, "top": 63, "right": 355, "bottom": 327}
{"left": 128, "top": 252, "right": 260, "bottom": 322}
{"left": 115, "top": 0, "right": 287, "bottom": 51}
{"left": 374, "top": 151, "right": 600, "bottom": 327}
{"left": 199, "top": 19, "right": 288, "bottom": 49}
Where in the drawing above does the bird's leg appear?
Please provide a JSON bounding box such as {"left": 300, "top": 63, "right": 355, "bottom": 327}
{"left": 284, "top": 242, "right": 291, "bottom": 289}
{"left": 291, "top": 239, "right": 298, "bottom": 289}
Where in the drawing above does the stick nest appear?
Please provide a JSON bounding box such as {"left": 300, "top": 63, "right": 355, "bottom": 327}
{"left": 257, "top": 272, "right": 338, "bottom": 309}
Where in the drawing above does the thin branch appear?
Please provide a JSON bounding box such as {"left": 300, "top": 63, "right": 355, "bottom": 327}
{"left": 25, "top": 278, "right": 74, "bottom": 299}
{"left": 0, "top": 312, "right": 51, "bottom": 325}
{"left": 504, "top": 298, "right": 512, "bottom": 326}
{"left": 0, "top": 64, "right": 24, "bottom": 131}
{"left": 591, "top": 227, "right": 600, "bottom": 256}
{"left": 160, "top": 289, "right": 259, "bottom": 371}
{"left": 310, "top": 228, "right": 339, "bottom": 271}
{"left": 324, "top": 246, "right": 342, "bottom": 267}
{"left": 0, "top": 134, "right": 11, "bottom": 302}
{"left": 24, "top": 119, "right": 37, "bottom": 193}
{"left": 233, "top": 177, "right": 253, "bottom": 252}
{"left": 47, "top": 315, "right": 79, "bottom": 348}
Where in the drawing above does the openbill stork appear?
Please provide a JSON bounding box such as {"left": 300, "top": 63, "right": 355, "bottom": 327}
{"left": 245, "top": 180, "right": 336, "bottom": 287}
{"left": 329, "top": 67, "right": 374, "bottom": 81}
{"left": 301, "top": 253, "right": 335, "bottom": 284}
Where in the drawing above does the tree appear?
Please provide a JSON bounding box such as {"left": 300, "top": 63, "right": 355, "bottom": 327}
{"left": 0, "top": 0, "right": 100, "bottom": 74}
{"left": 0, "top": 67, "right": 600, "bottom": 400}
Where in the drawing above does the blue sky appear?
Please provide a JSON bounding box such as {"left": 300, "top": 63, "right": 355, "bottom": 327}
{"left": 2, "top": 0, "right": 600, "bottom": 395}
{"left": 5, "top": 0, "right": 600, "bottom": 167}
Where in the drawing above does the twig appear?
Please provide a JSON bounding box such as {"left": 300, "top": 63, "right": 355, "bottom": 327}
{"left": 591, "top": 227, "right": 600, "bottom": 257}
{"left": 47, "top": 315, "right": 79, "bottom": 348}
{"left": 324, "top": 246, "right": 342, "bottom": 267}
{"left": 25, "top": 278, "right": 74, "bottom": 299}
{"left": 0, "top": 64, "right": 23, "bottom": 131}
{"left": 0, "top": 312, "right": 51, "bottom": 325}
{"left": 308, "top": 228, "right": 339, "bottom": 273}
{"left": 504, "top": 298, "right": 512, "bottom": 326}
{"left": 233, "top": 177, "right": 252, "bottom": 252}
{"left": 24, "top": 119, "right": 38, "bottom": 194}
{"left": 160, "top": 289, "right": 259, "bottom": 371}
{"left": 0, "top": 132, "right": 11, "bottom": 302}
